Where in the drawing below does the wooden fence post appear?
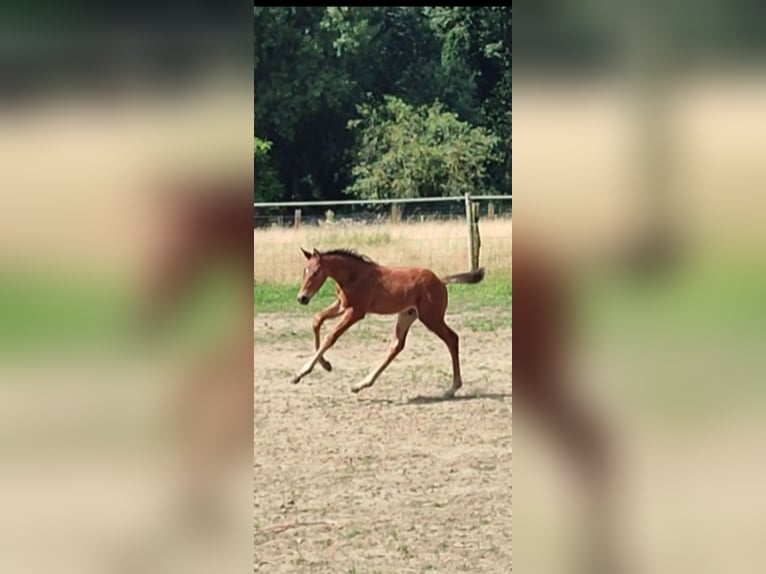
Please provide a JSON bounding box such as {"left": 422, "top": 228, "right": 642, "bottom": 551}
{"left": 294, "top": 208, "right": 301, "bottom": 229}
{"left": 464, "top": 193, "right": 476, "bottom": 271}
{"left": 391, "top": 203, "right": 401, "bottom": 225}
{"left": 471, "top": 201, "right": 481, "bottom": 270}
{"left": 488, "top": 202, "right": 495, "bottom": 220}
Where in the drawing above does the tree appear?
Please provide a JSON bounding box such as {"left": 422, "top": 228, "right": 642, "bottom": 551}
{"left": 254, "top": 7, "right": 357, "bottom": 201}
{"left": 346, "top": 96, "right": 500, "bottom": 200}
{"left": 427, "top": 7, "right": 512, "bottom": 194}
{"left": 254, "top": 137, "right": 282, "bottom": 202}
{"left": 254, "top": 7, "right": 512, "bottom": 201}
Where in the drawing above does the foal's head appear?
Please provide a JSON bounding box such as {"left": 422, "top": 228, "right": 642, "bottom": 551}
{"left": 297, "top": 247, "right": 328, "bottom": 305}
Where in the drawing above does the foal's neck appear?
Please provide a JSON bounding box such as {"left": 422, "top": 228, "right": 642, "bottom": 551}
{"left": 324, "top": 255, "right": 372, "bottom": 287}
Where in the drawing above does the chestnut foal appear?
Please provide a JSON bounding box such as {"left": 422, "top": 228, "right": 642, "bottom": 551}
{"left": 291, "top": 248, "right": 485, "bottom": 398}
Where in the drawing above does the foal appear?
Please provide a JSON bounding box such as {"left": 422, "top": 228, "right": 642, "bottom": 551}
{"left": 291, "top": 248, "right": 485, "bottom": 398}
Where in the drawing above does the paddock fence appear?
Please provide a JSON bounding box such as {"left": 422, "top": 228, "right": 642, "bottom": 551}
{"left": 253, "top": 194, "right": 512, "bottom": 284}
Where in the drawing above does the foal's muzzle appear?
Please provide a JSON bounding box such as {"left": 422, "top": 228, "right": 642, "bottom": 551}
{"left": 297, "top": 294, "right": 310, "bottom": 305}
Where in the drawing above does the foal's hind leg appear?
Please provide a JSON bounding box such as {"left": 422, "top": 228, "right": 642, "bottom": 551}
{"left": 419, "top": 311, "right": 462, "bottom": 398}
{"left": 351, "top": 308, "right": 418, "bottom": 393}
{"left": 313, "top": 299, "right": 342, "bottom": 372}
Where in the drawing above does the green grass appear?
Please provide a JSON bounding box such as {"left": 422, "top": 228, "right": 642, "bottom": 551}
{"left": 254, "top": 273, "right": 512, "bottom": 315}
{"left": 0, "top": 267, "right": 511, "bottom": 356}
{"left": 463, "top": 312, "right": 511, "bottom": 331}
{"left": 0, "top": 270, "right": 240, "bottom": 358}
{"left": 254, "top": 280, "right": 337, "bottom": 313}
{"left": 580, "top": 258, "right": 766, "bottom": 339}
{"left": 0, "top": 273, "right": 129, "bottom": 355}
{"left": 578, "top": 258, "right": 766, "bottom": 419}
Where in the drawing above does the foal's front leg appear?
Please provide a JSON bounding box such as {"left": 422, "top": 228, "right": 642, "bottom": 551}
{"left": 291, "top": 308, "right": 362, "bottom": 385}
{"left": 313, "top": 299, "right": 343, "bottom": 372}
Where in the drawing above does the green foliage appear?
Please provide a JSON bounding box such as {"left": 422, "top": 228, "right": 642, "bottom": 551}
{"left": 254, "top": 7, "right": 512, "bottom": 201}
{"left": 427, "top": 7, "right": 512, "bottom": 193}
{"left": 254, "top": 137, "right": 282, "bottom": 202}
{"left": 254, "top": 7, "right": 359, "bottom": 201}
{"left": 346, "top": 96, "right": 500, "bottom": 199}
{"left": 254, "top": 7, "right": 352, "bottom": 142}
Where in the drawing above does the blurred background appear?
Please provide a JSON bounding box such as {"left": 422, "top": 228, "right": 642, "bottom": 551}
{"left": 0, "top": 3, "right": 253, "bottom": 574}
{"left": 4, "top": 1, "right": 766, "bottom": 572}
{"left": 514, "top": 1, "right": 766, "bottom": 573}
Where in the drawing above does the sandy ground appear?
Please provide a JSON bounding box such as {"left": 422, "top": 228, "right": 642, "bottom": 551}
{"left": 254, "top": 310, "right": 512, "bottom": 573}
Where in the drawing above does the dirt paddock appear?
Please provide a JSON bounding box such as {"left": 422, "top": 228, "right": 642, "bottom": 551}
{"left": 254, "top": 309, "right": 512, "bottom": 573}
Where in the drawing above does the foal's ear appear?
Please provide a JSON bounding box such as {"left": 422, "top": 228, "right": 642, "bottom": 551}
{"left": 300, "top": 247, "right": 312, "bottom": 260}
{"left": 312, "top": 247, "right": 320, "bottom": 259}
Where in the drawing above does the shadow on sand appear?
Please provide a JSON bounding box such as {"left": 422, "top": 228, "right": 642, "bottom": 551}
{"left": 361, "top": 392, "right": 511, "bottom": 407}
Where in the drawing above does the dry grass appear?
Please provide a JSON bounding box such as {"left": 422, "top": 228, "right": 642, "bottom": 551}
{"left": 254, "top": 218, "right": 512, "bottom": 284}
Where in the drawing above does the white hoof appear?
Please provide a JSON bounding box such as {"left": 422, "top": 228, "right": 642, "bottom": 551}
{"left": 351, "top": 379, "right": 373, "bottom": 393}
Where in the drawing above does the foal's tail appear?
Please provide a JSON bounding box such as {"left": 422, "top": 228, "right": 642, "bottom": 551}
{"left": 442, "top": 267, "right": 486, "bottom": 285}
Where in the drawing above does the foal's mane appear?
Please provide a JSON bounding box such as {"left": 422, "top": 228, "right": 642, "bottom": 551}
{"left": 322, "top": 248, "right": 376, "bottom": 265}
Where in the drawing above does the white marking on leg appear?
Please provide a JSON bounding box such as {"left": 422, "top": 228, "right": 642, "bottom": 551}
{"left": 443, "top": 369, "right": 463, "bottom": 398}
{"left": 350, "top": 373, "right": 376, "bottom": 393}
{"left": 291, "top": 346, "right": 329, "bottom": 384}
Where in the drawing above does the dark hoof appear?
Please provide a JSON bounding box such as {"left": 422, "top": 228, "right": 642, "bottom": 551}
{"left": 319, "top": 359, "right": 333, "bottom": 372}
{"left": 290, "top": 376, "right": 301, "bottom": 385}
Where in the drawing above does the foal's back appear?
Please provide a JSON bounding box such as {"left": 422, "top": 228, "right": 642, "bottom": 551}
{"left": 365, "top": 264, "right": 447, "bottom": 315}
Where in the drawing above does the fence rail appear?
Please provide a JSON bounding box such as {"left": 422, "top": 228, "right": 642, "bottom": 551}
{"left": 253, "top": 194, "right": 511, "bottom": 208}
